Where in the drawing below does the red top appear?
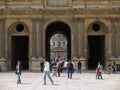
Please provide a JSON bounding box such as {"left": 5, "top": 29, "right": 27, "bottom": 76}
{"left": 96, "top": 69, "right": 99, "bottom": 74}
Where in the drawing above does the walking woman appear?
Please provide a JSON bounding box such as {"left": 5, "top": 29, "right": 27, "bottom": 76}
{"left": 97, "top": 61, "right": 103, "bottom": 79}
{"left": 16, "top": 60, "right": 23, "bottom": 84}
{"left": 43, "top": 59, "right": 54, "bottom": 85}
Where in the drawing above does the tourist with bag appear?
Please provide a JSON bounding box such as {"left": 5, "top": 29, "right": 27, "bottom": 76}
{"left": 16, "top": 60, "right": 23, "bottom": 84}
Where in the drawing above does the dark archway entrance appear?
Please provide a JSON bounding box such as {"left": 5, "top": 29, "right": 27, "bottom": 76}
{"left": 12, "top": 36, "right": 29, "bottom": 70}
{"left": 46, "top": 22, "right": 71, "bottom": 61}
{"left": 88, "top": 35, "right": 105, "bottom": 69}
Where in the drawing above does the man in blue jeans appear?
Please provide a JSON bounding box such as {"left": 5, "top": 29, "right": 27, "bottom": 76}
{"left": 67, "top": 60, "right": 74, "bottom": 79}
{"left": 43, "top": 59, "right": 54, "bottom": 85}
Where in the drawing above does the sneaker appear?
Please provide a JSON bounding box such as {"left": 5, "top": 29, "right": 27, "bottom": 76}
{"left": 43, "top": 83, "right": 46, "bottom": 85}
{"left": 52, "top": 82, "right": 54, "bottom": 85}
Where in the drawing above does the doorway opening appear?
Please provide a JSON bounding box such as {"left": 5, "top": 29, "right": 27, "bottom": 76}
{"left": 88, "top": 35, "right": 105, "bottom": 69}
{"left": 46, "top": 22, "right": 71, "bottom": 61}
{"left": 12, "top": 36, "right": 29, "bottom": 70}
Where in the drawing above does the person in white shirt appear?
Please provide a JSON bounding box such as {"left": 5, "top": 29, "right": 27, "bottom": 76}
{"left": 43, "top": 59, "right": 54, "bottom": 85}
{"left": 63, "top": 60, "right": 68, "bottom": 72}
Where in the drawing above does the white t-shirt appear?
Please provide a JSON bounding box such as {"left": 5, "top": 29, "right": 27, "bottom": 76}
{"left": 44, "top": 61, "right": 50, "bottom": 71}
{"left": 64, "top": 61, "right": 68, "bottom": 68}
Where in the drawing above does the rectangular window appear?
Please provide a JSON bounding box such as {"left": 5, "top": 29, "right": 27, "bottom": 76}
{"left": 47, "top": 0, "right": 69, "bottom": 6}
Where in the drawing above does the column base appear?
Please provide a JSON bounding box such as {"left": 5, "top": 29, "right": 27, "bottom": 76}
{"left": 72, "top": 57, "right": 87, "bottom": 70}
{"left": 0, "top": 58, "right": 7, "bottom": 71}
{"left": 30, "top": 57, "right": 44, "bottom": 71}
{"left": 111, "top": 57, "right": 120, "bottom": 71}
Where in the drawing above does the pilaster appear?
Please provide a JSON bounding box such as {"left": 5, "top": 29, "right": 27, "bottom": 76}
{"left": 116, "top": 18, "right": 119, "bottom": 57}
{"left": 0, "top": 18, "right": 5, "bottom": 58}
{"left": 110, "top": 17, "right": 117, "bottom": 57}
{"left": 42, "top": 19, "right": 45, "bottom": 58}
{"left": 117, "top": 18, "right": 120, "bottom": 56}
{"left": 36, "top": 17, "right": 43, "bottom": 58}
{"left": 72, "top": 17, "right": 78, "bottom": 58}
{"left": 32, "top": 18, "right": 37, "bottom": 58}
{"left": 0, "top": 19, "right": 2, "bottom": 58}
{"left": 78, "top": 18, "right": 85, "bottom": 58}
{"left": 106, "top": 33, "right": 111, "bottom": 60}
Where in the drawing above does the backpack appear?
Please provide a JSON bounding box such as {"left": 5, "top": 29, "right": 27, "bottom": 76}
{"left": 67, "top": 62, "right": 73, "bottom": 70}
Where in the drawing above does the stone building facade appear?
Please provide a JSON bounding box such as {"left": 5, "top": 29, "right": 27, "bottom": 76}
{"left": 0, "top": 0, "right": 120, "bottom": 71}
{"left": 50, "top": 34, "right": 67, "bottom": 59}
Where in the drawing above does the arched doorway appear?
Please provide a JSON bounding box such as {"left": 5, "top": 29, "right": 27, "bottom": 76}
{"left": 8, "top": 23, "right": 29, "bottom": 70}
{"left": 87, "top": 22, "right": 108, "bottom": 69}
{"left": 12, "top": 36, "right": 29, "bottom": 70}
{"left": 88, "top": 35, "right": 105, "bottom": 69}
{"left": 45, "top": 21, "right": 71, "bottom": 61}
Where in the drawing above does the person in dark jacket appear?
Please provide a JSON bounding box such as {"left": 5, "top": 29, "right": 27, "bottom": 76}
{"left": 16, "top": 60, "right": 23, "bottom": 84}
{"left": 77, "top": 61, "right": 82, "bottom": 74}
{"left": 67, "top": 60, "right": 74, "bottom": 79}
{"left": 40, "top": 60, "right": 44, "bottom": 72}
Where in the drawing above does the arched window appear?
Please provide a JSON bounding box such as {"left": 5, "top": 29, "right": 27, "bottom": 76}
{"left": 63, "top": 41, "right": 65, "bottom": 47}
{"left": 53, "top": 41, "right": 55, "bottom": 47}
{"left": 58, "top": 41, "right": 61, "bottom": 47}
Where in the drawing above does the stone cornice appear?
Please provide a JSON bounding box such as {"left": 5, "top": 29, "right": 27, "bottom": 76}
{"left": 0, "top": 8, "right": 120, "bottom": 18}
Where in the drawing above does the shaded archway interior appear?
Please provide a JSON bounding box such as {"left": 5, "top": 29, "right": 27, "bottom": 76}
{"left": 12, "top": 36, "right": 29, "bottom": 70}
{"left": 88, "top": 35, "right": 105, "bottom": 69}
{"left": 46, "top": 22, "right": 71, "bottom": 61}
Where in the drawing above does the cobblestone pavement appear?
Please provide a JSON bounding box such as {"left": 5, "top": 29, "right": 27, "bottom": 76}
{"left": 0, "top": 70, "right": 120, "bottom": 90}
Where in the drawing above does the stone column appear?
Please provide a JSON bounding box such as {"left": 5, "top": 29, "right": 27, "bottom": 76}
{"left": 36, "top": 18, "right": 40, "bottom": 57}
{"left": 106, "top": 33, "right": 111, "bottom": 60}
{"left": 117, "top": 18, "right": 120, "bottom": 56}
{"left": 110, "top": 17, "right": 117, "bottom": 57}
{"left": 31, "top": 17, "right": 45, "bottom": 71}
{"left": 84, "top": 26, "right": 88, "bottom": 58}
{"left": 36, "top": 17, "right": 44, "bottom": 59}
{"left": 78, "top": 18, "right": 85, "bottom": 58}
{"left": 115, "top": 18, "right": 119, "bottom": 57}
{"left": 0, "top": 18, "right": 6, "bottom": 71}
{"left": 42, "top": 19, "right": 45, "bottom": 58}
{"left": 32, "top": 18, "right": 37, "bottom": 58}
{"left": 0, "top": 18, "right": 5, "bottom": 58}
{"left": 0, "top": 19, "right": 2, "bottom": 58}
{"left": 72, "top": 17, "right": 78, "bottom": 58}
{"left": 77, "top": 18, "right": 87, "bottom": 70}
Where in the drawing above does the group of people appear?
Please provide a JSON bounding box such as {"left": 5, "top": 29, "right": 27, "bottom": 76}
{"left": 15, "top": 59, "right": 54, "bottom": 85}
{"left": 106, "top": 60, "right": 117, "bottom": 74}
{"left": 15, "top": 59, "right": 81, "bottom": 84}
{"left": 51, "top": 59, "right": 82, "bottom": 77}
{"left": 15, "top": 59, "right": 117, "bottom": 85}
{"left": 95, "top": 60, "right": 117, "bottom": 80}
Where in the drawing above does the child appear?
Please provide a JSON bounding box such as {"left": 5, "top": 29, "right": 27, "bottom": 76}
{"left": 96, "top": 68, "right": 99, "bottom": 79}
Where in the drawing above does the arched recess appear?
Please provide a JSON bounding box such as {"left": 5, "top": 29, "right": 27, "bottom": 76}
{"left": 45, "top": 21, "right": 71, "bottom": 61}
{"left": 86, "top": 21, "right": 109, "bottom": 69}
{"left": 7, "top": 22, "right": 29, "bottom": 70}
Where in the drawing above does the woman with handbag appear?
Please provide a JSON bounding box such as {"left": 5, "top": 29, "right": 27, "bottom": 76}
{"left": 16, "top": 60, "right": 23, "bottom": 84}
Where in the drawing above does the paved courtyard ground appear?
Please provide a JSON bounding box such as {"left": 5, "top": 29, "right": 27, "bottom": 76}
{"left": 0, "top": 70, "right": 120, "bottom": 90}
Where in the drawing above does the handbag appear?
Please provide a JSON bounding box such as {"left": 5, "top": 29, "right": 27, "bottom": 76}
{"left": 15, "top": 70, "right": 17, "bottom": 74}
